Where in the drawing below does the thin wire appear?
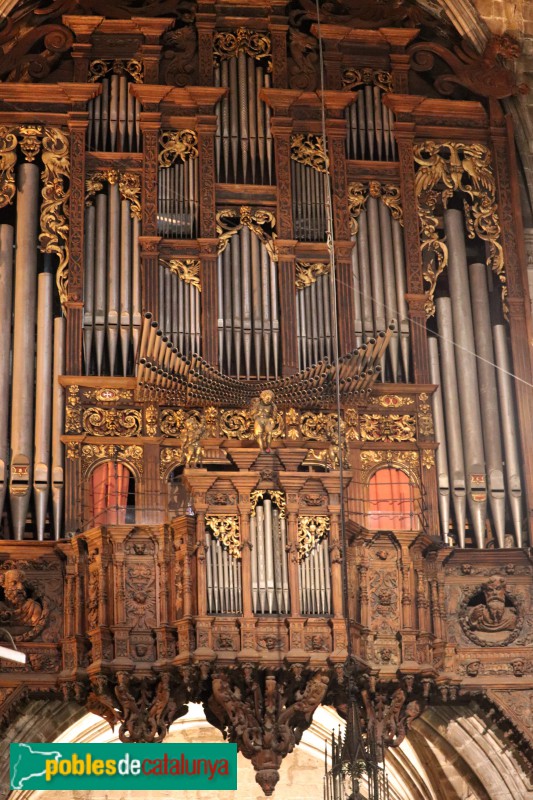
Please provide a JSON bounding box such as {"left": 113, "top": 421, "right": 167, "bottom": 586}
{"left": 314, "top": 0, "right": 353, "bottom": 661}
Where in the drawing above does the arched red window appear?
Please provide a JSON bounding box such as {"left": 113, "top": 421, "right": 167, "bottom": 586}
{"left": 90, "top": 461, "right": 132, "bottom": 526}
{"left": 367, "top": 467, "right": 416, "bottom": 530}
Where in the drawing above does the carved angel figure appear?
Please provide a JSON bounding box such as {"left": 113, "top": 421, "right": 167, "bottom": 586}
{"left": 181, "top": 414, "right": 205, "bottom": 468}
{"left": 251, "top": 390, "right": 277, "bottom": 452}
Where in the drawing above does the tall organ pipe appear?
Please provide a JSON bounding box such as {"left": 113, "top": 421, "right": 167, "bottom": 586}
{"left": 444, "top": 209, "right": 487, "bottom": 548}
{"left": 120, "top": 199, "right": 132, "bottom": 374}
{"left": 33, "top": 272, "right": 53, "bottom": 541}
{"left": 107, "top": 182, "right": 120, "bottom": 375}
{"left": 469, "top": 263, "right": 506, "bottom": 547}
{"left": 83, "top": 204, "right": 96, "bottom": 370}
{"left": 52, "top": 317, "right": 65, "bottom": 540}
{"left": 391, "top": 219, "right": 410, "bottom": 379}
{"left": 436, "top": 296, "right": 467, "bottom": 547}
{"left": 94, "top": 192, "right": 107, "bottom": 374}
{"left": 378, "top": 200, "right": 399, "bottom": 380}
{"left": 428, "top": 336, "right": 451, "bottom": 542}
{"left": 0, "top": 224, "right": 13, "bottom": 522}
{"left": 10, "top": 164, "right": 39, "bottom": 540}
{"left": 492, "top": 324, "right": 523, "bottom": 546}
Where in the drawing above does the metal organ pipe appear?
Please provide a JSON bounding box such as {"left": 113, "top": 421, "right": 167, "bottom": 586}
{"left": 299, "top": 539, "right": 330, "bottom": 615}
{"left": 33, "top": 272, "right": 53, "bottom": 541}
{"left": 344, "top": 81, "right": 395, "bottom": 162}
{"left": 492, "top": 324, "right": 524, "bottom": 546}
{"left": 469, "top": 263, "right": 506, "bottom": 547}
{"left": 249, "top": 501, "right": 289, "bottom": 615}
{"left": 10, "top": 163, "right": 39, "bottom": 540}
{"left": 0, "top": 224, "right": 13, "bottom": 521}
{"left": 428, "top": 336, "right": 451, "bottom": 542}
{"left": 436, "top": 296, "right": 467, "bottom": 547}
{"left": 87, "top": 74, "right": 141, "bottom": 152}
{"left": 51, "top": 317, "right": 65, "bottom": 541}
{"left": 444, "top": 209, "right": 487, "bottom": 548}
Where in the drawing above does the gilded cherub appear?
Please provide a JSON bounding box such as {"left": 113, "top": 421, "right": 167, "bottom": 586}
{"left": 251, "top": 390, "right": 277, "bottom": 452}
{"left": 181, "top": 415, "right": 206, "bottom": 468}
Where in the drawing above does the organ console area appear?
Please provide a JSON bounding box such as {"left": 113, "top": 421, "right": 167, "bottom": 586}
{"left": 0, "top": 2, "right": 531, "bottom": 790}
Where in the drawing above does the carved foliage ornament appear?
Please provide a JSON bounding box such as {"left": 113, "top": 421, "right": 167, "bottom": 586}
{"left": 348, "top": 181, "right": 403, "bottom": 236}
{"left": 217, "top": 205, "right": 277, "bottom": 261}
{"left": 360, "top": 449, "right": 419, "bottom": 481}
{"left": 250, "top": 490, "right": 286, "bottom": 518}
{"left": 161, "top": 258, "right": 201, "bottom": 290}
{"left": 0, "top": 125, "right": 70, "bottom": 305}
{"left": 298, "top": 515, "right": 330, "bottom": 560}
{"left": 65, "top": 385, "right": 81, "bottom": 434}
{"left": 360, "top": 413, "right": 416, "bottom": 443}
{"left": 295, "top": 261, "right": 330, "bottom": 289}
{"left": 85, "top": 170, "right": 141, "bottom": 220}
{"left": 414, "top": 141, "right": 506, "bottom": 317}
{"left": 290, "top": 133, "right": 329, "bottom": 174}
{"left": 213, "top": 28, "right": 271, "bottom": 66}
{"left": 88, "top": 59, "right": 143, "bottom": 83}
{"left": 79, "top": 445, "right": 143, "bottom": 479}
{"left": 342, "top": 67, "right": 392, "bottom": 93}
{"left": 158, "top": 130, "right": 198, "bottom": 168}
{"left": 205, "top": 515, "right": 241, "bottom": 558}
{"left": 82, "top": 407, "right": 142, "bottom": 437}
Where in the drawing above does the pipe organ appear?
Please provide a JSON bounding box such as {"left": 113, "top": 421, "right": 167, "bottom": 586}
{"left": 0, "top": 5, "right": 532, "bottom": 791}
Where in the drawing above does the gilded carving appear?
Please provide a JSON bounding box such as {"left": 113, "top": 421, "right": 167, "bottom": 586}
{"left": 290, "top": 133, "right": 328, "bottom": 174}
{"left": 162, "top": 258, "right": 201, "bottom": 290}
{"left": 348, "top": 181, "right": 403, "bottom": 236}
{"left": 418, "top": 392, "right": 434, "bottom": 437}
{"left": 360, "top": 449, "right": 419, "bottom": 480}
{"left": 159, "top": 130, "right": 198, "bottom": 168}
{"left": 144, "top": 404, "right": 158, "bottom": 437}
{"left": 84, "top": 388, "right": 134, "bottom": 403}
{"left": 18, "top": 125, "right": 42, "bottom": 162}
{"left": 86, "top": 170, "right": 141, "bottom": 220}
{"left": 39, "top": 127, "right": 70, "bottom": 306}
{"left": 421, "top": 450, "right": 435, "bottom": 470}
{"left": 82, "top": 407, "right": 142, "bottom": 437}
{"left": 250, "top": 490, "right": 286, "bottom": 518}
{"left": 217, "top": 205, "right": 277, "bottom": 261}
{"left": 65, "top": 385, "right": 82, "bottom": 433}
{"left": 369, "top": 394, "right": 414, "bottom": 408}
{"left": 414, "top": 141, "right": 506, "bottom": 316}
{"left": 297, "top": 516, "right": 330, "bottom": 560}
{"left": 213, "top": 28, "right": 271, "bottom": 65}
{"left": 205, "top": 515, "right": 241, "bottom": 558}
{"left": 180, "top": 415, "right": 206, "bottom": 468}
{"left": 88, "top": 59, "right": 144, "bottom": 84}
{"left": 160, "top": 409, "right": 187, "bottom": 437}
{"left": 342, "top": 67, "right": 392, "bottom": 93}
{"left": 0, "top": 126, "right": 18, "bottom": 208}
{"left": 360, "top": 414, "right": 416, "bottom": 443}
{"left": 295, "top": 261, "right": 330, "bottom": 289}
{"left": 251, "top": 391, "right": 278, "bottom": 452}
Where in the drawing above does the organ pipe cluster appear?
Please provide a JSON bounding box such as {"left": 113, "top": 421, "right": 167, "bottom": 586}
{"left": 299, "top": 538, "right": 331, "bottom": 616}
{"left": 87, "top": 70, "right": 142, "bottom": 152}
{"left": 297, "top": 267, "right": 334, "bottom": 369}
{"left": 291, "top": 160, "right": 328, "bottom": 242}
{"left": 158, "top": 261, "right": 200, "bottom": 357}
{"left": 343, "top": 70, "right": 396, "bottom": 161}
{"left": 206, "top": 531, "right": 243, "bottom": 614}
{"left": 250, "top": 499, "right": 289, "bottom": 614}
{"left": 83, "top": 182, "right": 141, "bottom": 375}
{"left": 157, "top": 157, "right": 199, "bottom": 238}
{"left": 217, "top": 227, "right": 280, "bottom": 379}
{"left": 215, "top": 43, "right": 273, "bottom": 183}
{"left": 351, "top": 192, "right": 410, "bottom": 381}
{"left": 0, "top": 164, "right": 65, "bottom": 540}
{"left": 430, "top": 209, "right": 523, "bottom": 548}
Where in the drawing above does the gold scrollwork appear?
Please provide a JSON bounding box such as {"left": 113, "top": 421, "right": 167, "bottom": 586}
{"left": 160, "top": 409, "right": 187, "bottom": 437}
{"left": 213, "top": 28, "right": 271, "bottom": 65}
{"left": 369, "top": 395, "right": 415, "bottom": 407}
{"left": 290, "top": 133, "right": 329, "bottom": 173}
{"left": 216, "top": 205, "right": 277, "bottom": 260}
{"left": 81, "top": 444, "right": 143, "bottom": 478}
{"left": 18, "top": 124, "right": 43, "bottom": 162}
{"left": 250, "top": 490, "right": 286, "bottom": 518}
{"left": 205, "top": 515, "right": 241, "bottom": 559}
{"left": 85, "top": 170, "right": 141, "bottom": 220}
{"left": 0, "top": 126, "right": 18, "bottom": 208}
{"left": 298, "top": 515, "right": 330, "bottom": 560}
{"left": 39, "top": 127, "right": 70, "bottom": 306}
{"left": 88, "top": 59, "right": 144, "bottom": 84}
{"left": 360, "top": 414, "right": 416, "bottom": 443}
{"left": 414, "top": 141, "right": 506, "bottom": 317}
{"left": 422, "top": 450, "right": 435, "bottom": 470}
{"left": 295, "top": 261, "right": 331, "bottom": 289}
{"left": 160, "top": 447, "right": 183, "bottom": 478}
{"left": 348, "top": 181, "right": 403, "bottom": 236}
{"left": 219, "top": 408, "right": 253, "bottom": 439}
{"left": 65, "top": 385, "right": 82, "bottom": 434}
{"left": 418, "top": 392, "right": 434, "bottom": 437}
{"left": 161, "top": 258, "right": 201, "bottom": 291}
{"left": 144, "top": 404, "right": 158, "bottom": 437}
{"left": 342, "top": 67, "right": 392, "bottom": 93}
{"left": 82, "top": 408, "right": 142, "bottom": 437}
{"left": 159, "top": 130, "right": 198, "bottom": 167}
{"left": 300, "top": 411, "right": 337, "bottom": 441}
{"left": 360, "top": 449, "right": 419, "bottom": 481}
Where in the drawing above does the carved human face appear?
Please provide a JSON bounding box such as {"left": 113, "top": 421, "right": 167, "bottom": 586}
{"left": 260, "top": 390, "right": 273, "bottom": 404}
{"left": 3, "top": 570, "right": 27, "bottom": 607}
{"left": 484, "top": 577, "right": 506, "bottom": 621}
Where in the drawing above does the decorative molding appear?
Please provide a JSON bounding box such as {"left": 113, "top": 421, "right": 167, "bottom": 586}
{"left": 205, "top": 515, "right": 241, "bottom": 558}
{"left": 213, "top": 28, "right": 271, "bottom": 66}
{"left": 414, "top": 141, "right": 506, "bottom": 317}
{"left": 88, "top": 58, "right": 144, "bottom": 84}
{"left": 216, "top": 205, "right": 277, "bottom": 260}
{"left": 360, "top": 449, "right": 419, "bottom": 481}
{"left": 342, "top": 67, "right": 392, "bottom": 93}
{"left": 250, "top": 490, "right": 286, "bottom": 518}
{"left": 290, "top": 133, "right": 328, "bottom": 173}
{"left": 82, "top": 408, "right": 143, "bottom": 437}
{"left": 158, "top": 130, "right": 198, "bottom": 168}
{"left": 80, "top": 444, "right": 144, "bottom": 479}
{"left": 348, "top": 181, "right": 403, "bottom": 236}
{"left": 360, "top": 414, "right": 416, "bottom": 443}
